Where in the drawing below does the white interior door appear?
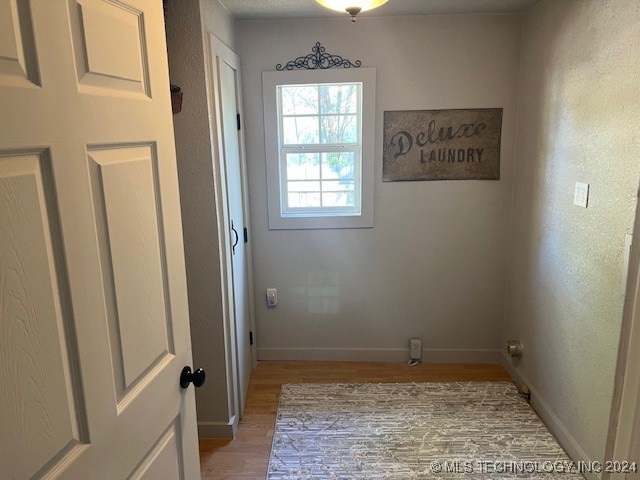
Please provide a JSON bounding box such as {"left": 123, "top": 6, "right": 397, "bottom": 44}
{"left": 606, "top": 190, "right": 640, "bottom": 479}
{"left": 210, "top": 37, "right": 254, "bottom": 417}
{"left": 0, "top": 1, "right": 200, "bottom": 479}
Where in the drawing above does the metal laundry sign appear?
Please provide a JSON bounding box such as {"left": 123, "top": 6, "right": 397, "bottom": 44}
{"left": 383, "top": 108, "right": 503, "bottom": 181}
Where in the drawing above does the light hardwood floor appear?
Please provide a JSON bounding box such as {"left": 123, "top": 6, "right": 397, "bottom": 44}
{"left": 199, "top": 361, "right": 512, "bottom": 479}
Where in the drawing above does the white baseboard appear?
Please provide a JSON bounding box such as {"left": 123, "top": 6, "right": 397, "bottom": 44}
{"left": 500, "top": 352, "right": 598, "bottom": 480}
{"left": 197, "top": 415, "right": 238, "bottom": 439}
{"left": 258, "top": 347, "right": 501, "bottom": 363}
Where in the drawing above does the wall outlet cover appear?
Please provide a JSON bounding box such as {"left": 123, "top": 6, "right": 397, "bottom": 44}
{"left": 410, "top": 338, "right": 422, "bottom": 360}
{"left": 266, "top": 288, "right": 278, "bottom": 307}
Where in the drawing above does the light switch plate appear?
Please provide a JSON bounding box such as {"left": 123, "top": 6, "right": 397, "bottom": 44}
{"left": 574, "top": 182, "right": 589, "bottom": 208}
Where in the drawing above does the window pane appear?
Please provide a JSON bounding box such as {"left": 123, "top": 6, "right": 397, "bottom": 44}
{"left": 320, "top": 115, "right": 357, "bottom": 144}
{"left": 322, "top": 180, "right": 355, "bottom": 207}
{"left": 281, "top": 85, "right": 318, "bottom": 115}
{"left": 286, "top": 153, "right": 320, "bottom": 180}
{"left": 320, "top": 84, "right": 358, "bottom": 114}
{"left": 321, "top": 152, "right": 355, "bottom": 181}
{"left": 283, "top": 116, "right": 319, "bottom": 144}
{"left": 288, "top": 193, "right": 321, "bottom": 208}
{"left": 287, "top": 181, "right": 321, "bottom": 208}
{"left": 288, "top": 180, "right": 320, "bottom": 192}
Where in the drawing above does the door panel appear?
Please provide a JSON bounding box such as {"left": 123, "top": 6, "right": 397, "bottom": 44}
{"left": 68, "top": 0, "right": 149, "bottom": 96}
{"left": 0, "top": 1, "right": 200, "bottom": 479}
{"left": 0, "top": 150, "right": 87, "bottom": 480}
{"left": 88, "top": 146, "right": 172, "bottom": 390}
{"left": 212, "top": 38, "right": 253, "bottom": 417}
{"left": 129, "top": 423, "right": 181, "bottom": 480}
{"left": 0, "top": 0, "right": 40, "bottom": 87}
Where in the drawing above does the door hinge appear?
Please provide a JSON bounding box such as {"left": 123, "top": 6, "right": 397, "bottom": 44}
{"left": 237, "top": 113, "right": 241, "bottom": 131}
{"left": 249, "top": 331, "right": 254, "bottom": 345}
{"left": 243, "top": 227, "right": 248, "bottom": 243}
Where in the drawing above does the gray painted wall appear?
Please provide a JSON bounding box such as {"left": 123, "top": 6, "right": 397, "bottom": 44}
{"left": 503, "top": 0, "right": 640, "bottom": 464}
{"left": 165, "top": 0, "right": 238, "bottom": 437}
{"left": 201, "top": 0, "right": 236, "bottom": 51}
{"left": 238, "top": 14, "right": 523, "bottom": 361}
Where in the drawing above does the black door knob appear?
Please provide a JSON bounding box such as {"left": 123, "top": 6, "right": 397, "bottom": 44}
{"left": 180, "top": 366, "right": 206, "bottom": 389}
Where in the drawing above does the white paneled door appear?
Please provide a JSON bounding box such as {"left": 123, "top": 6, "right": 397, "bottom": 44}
{"left": 0, "top": 1, "right": 201, "bottom": 479}
{"left": 210, "top": 37, "right": 253, "bottom": 417}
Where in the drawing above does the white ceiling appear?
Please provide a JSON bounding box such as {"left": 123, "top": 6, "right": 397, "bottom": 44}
{"left": 219, "top": 0, "right": 541, "bottom": 20}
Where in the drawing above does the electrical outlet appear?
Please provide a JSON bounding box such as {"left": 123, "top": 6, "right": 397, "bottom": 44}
{"left": 266, "top": 288, "right": 278, "bottom": 307}
{"left": 410, "top": 338, "right": 422, "bottom": 360}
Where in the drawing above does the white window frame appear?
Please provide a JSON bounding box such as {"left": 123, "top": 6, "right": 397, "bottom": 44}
{"left": 263, "top": 68, "right": 376, "bottom": 230}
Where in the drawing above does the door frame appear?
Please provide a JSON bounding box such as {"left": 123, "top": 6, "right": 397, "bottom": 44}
{"left": 605, "top": 190, "right": 640, "bottom": 477}
{"left": 203, "top": 33, "right": 257, "bottom": 421}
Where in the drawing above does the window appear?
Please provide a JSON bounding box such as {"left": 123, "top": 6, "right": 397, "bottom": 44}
{"left": 279, "top": 83, "right": 360, "bottom": 216}
{"left": 263, "top": 68, "right": 375, "bottom": 230}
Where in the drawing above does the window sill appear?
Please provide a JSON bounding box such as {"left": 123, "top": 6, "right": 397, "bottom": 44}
{"left": 268, "top": 212, "right": 373, "bottom": 230}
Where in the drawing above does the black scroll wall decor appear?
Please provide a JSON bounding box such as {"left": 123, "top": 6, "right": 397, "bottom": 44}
{"left": 276, "top": 42, "right": 361, "bottom": 71}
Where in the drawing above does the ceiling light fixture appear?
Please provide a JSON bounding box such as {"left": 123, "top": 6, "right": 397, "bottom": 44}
{"left": 315, "top": 0, "right": 390, "bottom": 22}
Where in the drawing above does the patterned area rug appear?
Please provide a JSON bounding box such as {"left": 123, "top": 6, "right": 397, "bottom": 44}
{"left": 268, "top": 382, "right": 584, "bottom": 479}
